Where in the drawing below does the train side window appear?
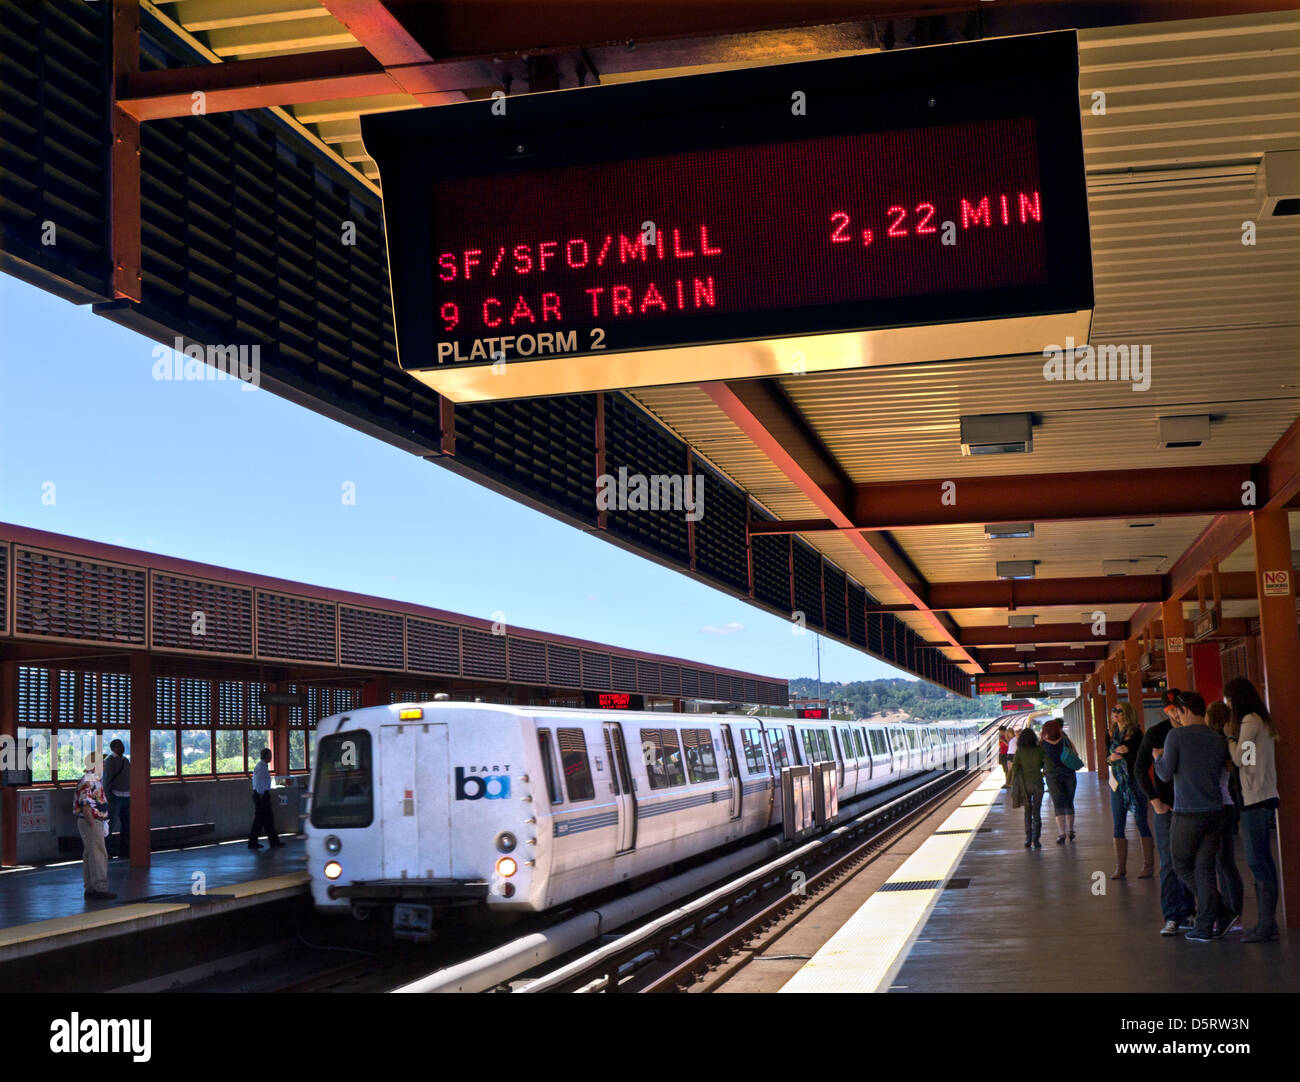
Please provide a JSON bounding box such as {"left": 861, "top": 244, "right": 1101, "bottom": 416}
{"left": 741, "top": 728, "right": 766, "bottom": 774}
{"left": 310, "top": 731, "right": 373, "bottom": 829}
{"left": 906, "top": 729, "right": 920, "bottom": 750}
{"left": 557, "top": 727, "right": 596, "bottom": 802}
{"left": 854, "top": 729, "right": 866, "bottom": 757}
{"left": 840, "top": 728, "right": 856, "bottom": 759}
{"left": 537, "top": 729, "right": 561, "bottom": 804}
{"left": 640, "top": 729, "right": 686, "bottom": 790}
{"left": 817, "top": 729, "right": 833, "bottom": 761}
{"left": 683, "top": 728, "right": 720, "bottom": 783}
{"left": 768, "top": 728, "right": 789, "bottom": 770}
{"left": 800, "top": 728, "right": 818, "bottom": 762}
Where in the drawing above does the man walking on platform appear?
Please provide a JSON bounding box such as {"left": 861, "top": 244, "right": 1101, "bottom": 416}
{"left": 103, "top": 739, "right": 131, "bottom": 860}
{"left": 248, "top": 748, "right": 283, "bottom": 850}
{"left": 1136, "top": 689, "right": 1195, "bottom": 937}
{"left": 1156, "top": 691, "right": 1229, "bottom": 942}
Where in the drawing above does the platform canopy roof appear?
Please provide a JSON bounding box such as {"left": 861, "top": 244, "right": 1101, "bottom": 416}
{"left": 2, "top": 0, "right": 1297, "bottom": 694}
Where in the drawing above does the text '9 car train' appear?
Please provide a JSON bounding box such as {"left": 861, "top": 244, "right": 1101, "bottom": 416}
{"left": 305, "top": 703, "right": 981, "bottom": 924}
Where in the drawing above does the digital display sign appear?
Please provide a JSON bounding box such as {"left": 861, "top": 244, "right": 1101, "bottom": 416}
{"left": 977, "top": 673, "right": 1041, "bottom": 696}
{"left": 796, "top": 707, "right": 829, "bottom": 720}
{"left": 583, "top": 691, "right": 645, "bottom": 711}
{"left": 1002, "top": 699, "right": 1036, "bottom": 712}
{"left": 364, "top": 33, "right": 1092, "bottom": 402}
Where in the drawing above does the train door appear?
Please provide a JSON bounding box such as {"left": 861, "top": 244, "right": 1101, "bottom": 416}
{"left": 602, "top": 723, "right": 637, "bottom": 853}
{"left": 788, "top": 725, "right": 803, "bottom": 766}
{"left": 719, "top": 725, "right": 743, "bottom": 821}
{"left": 380, "top": 723, "right": 451, "bottom": 879}
{"left": 830, "top": 728, "right": 846, "bottom": 788}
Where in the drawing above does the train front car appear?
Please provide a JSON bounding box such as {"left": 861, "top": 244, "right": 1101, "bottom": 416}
{"left": 306, "top": 702, "right": 541, "bottom": 930}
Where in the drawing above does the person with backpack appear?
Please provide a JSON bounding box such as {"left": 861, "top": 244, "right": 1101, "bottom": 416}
{"left": 1223, "top": 677, "right": 1281, "bottom": 943}
{"left": 1039, "top": 719, "right": 1080, "bottom": 844}
{"left": 102, "top": 739, "right": 131, "bottom": 860}
{"left": 74, "top": 752, "right": 116, "bottom": 901}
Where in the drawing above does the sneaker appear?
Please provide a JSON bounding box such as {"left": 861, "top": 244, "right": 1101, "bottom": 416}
{"left": 1185, "top": 929, "right": 1214, "bottom": 942}
{"left": 1213, "top": 913, "right": 1240, "bottom": 939}
{"left": 1160, "top": 920, "right": 1179, "bottom": 936}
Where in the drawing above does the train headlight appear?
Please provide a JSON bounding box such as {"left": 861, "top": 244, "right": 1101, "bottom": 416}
{"left": 495, "top": 856, "right": 518, "bottom": 878}
{"left": 324, "top": 861, "right": 343, "bottom": 880}
{"left": 324, "top": 835, "right": 342, "bottom": 855}
{"left": 495, "top": 831, "right": 517, "bottom": 853}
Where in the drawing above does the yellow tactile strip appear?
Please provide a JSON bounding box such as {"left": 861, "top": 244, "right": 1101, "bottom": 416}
{"left": 0, "top": 871, "right": 310, "bottom": 951}
{"left": 780, "top": 770, "right": 1003, "bottom": 993}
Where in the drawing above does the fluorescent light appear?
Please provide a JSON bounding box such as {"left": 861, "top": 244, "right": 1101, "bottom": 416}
{"left": 960, "top": 413, "right": 1033, "bottom": 456}
{"left": 985, "top": 522, "right": 1035, "bottom": 539}
{"left": 997, "top": 560, "right": 1036, "bottom": 579}
{"left": 1008, "top": 614, "right": 1036, "bottom": 628}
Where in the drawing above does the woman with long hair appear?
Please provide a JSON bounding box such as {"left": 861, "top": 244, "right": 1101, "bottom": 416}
{"left": 1223, "top": 677, "right": 1280, "bottom": 942}
{"left": 1008, "top": 725, "right": 1046, "bottom": 849}
{"left": 1039, "top": 718, "right": 1079, "bottom": 844}
{"left": 1206, "top": 701, "right": 1244, "bottom": 935}
{"left": 1107, "top": 702, "right": 1153, "bottom": 879}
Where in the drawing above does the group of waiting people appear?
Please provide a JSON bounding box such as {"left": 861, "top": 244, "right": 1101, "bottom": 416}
{"left": 999, "top": 677, "right": 1280, "bottom": 943}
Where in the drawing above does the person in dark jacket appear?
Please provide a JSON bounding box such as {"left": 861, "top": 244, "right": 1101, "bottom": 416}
{"left": 1040, "top": 719, "right": 1079, "bottom": 844}
{"left": 1107, "top": 703, "right": 1153, "bottom": 878}
{"left": 1206, "top": 702, "right": 1244, "bottom": 935}
{"left": 1136, "top": 689, "right": 1196, "bottom": 936}
{"left": 1008, "top": 727, "right": 1046, "bottom": 849}
{"left": 1156, "top": 691, "right": 1227, "bottom": 942}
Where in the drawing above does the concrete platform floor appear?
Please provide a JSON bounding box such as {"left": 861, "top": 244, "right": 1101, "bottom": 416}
{"left": 891, "top": 774, "right": 1298, "bottom": 992}
{"left": 0, "top": 838, "right": 306, "bottom": 931}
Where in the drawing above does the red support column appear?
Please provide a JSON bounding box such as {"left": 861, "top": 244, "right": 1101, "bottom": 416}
{"left": 1125, "top": 637, "right": 1145, "bottom": 725}
{"left": 1251, "top": 507, "right": 1300, "bottom": 927}
{"left": 1190, "top": 643, "right": 1224, "bottom": 703}
{"left": 1161, "top": 599, "right": 1191, "bottom": 691}
{"left": 267, "top": 682, "right": 289, "bottom": 777}
{"left": 128, "top": 650, "right": 152, "bottom": 869}
{"left": 1, "top": 661, "right": 17, "bottom": 867}
{"left": 361, "top": 676, "right": 391, "bottom": 708}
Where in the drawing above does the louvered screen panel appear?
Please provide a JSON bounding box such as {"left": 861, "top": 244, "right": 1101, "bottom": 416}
{"left": 152, "top": 573, "right": 253, "bottom": 655}
{"left": 691, "top": 457, "right": 748, "bottom": 592}
{"left": 406, "top": 619, "right": 461, "bottom": 675}
{"left": 17, "top": 666, "right": 50, "bottom": 725}
{"left": 823, "top": 564, "right": 847, "bottom": 641}
{"left": 660, "top": 664, "right": 681, "bottom": 696}
{"left": 548, "top": 644, "right": 580, "bottom": 688}
{"left": 698, "top": 670, "right": 716, "bottom": 699}
{"left": 743, "top": 678, "right": 757, "bottom": 703}
{"left": 340, "top": 606, "right": 404, "bottom": 670}
{"left": 637, "top": 661, "right": 661, "bottom": 695}
{"left": 0, "top": 543, "right": 8, "bottom": 634}
{"left": 218, "top": 680, "right": 245, "bottom": 725}
{"left": 580, "top": 650, "right": 611, "bottom": 690}
{"left": 681, "top": 667, "right": 699, "bottom": 698}
{"left": 14, "top": 548, "right": 146, "bottom": 645}
{"left": 717, "top": 674, "right": 735, "bottom": 701}
{"left": 604, "top": 394, "right": 690, "bottom": 564}
{"left": 867, "top": 611, "right": 885, "bottom": 656}
{"left": 750, "top": 531, "right": 790, "bottom": 614}
{"left": 456, "top": 395, "right": 596, "bottom": 523}
{"left": 791, "top": 541, "right": 823, "bottom": 631}
{"left": 103, "top": 672, "right": 129, "bottom": 727}
{"left": 611, "top": 655, "right": 637, "bottom": 692}
{"left": 847, "top": 581, "right": 866, "bottom": 647}
{"left": 462, "top": 629, "right": 506, "bottom": 679}
{"left": 179, "top": 677, "right": 210, "bottom": 725}
{"left": 508, "top": 637, "right": 547, "bottom": 683}
{"left": 155, "top": 677, "right": 176, "bottom": 724}
{"left": 256, "top": 592, "right": 336, "bottom": 662}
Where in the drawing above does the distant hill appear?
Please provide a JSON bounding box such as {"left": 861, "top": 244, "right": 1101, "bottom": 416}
{"left": 788, "top": 676, "right": 1005, "bottom": 720}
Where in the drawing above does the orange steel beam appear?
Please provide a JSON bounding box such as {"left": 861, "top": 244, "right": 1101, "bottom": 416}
{"left": 699, "top": 379, "right": 977, "bottom": 670}
{"left": 1259, "top": 414, "right": 1300, "bottom": 511}
{"left": 976, "top": 646, "right": 1107, "bottom": 664}
{"left": 957, "top": 622, "right": 1127, "bottom": 647}
{"left": 1251, "top": 507, "right": 1300, "bottom": 927}
{"left": 111, "top": 0, "right": 142, "bottom": 302}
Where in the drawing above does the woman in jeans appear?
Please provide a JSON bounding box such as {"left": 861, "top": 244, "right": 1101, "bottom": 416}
{"left": 1039, "top": 719, "right": 1079, "bottom": 844}
{"left": 1223, "top": 677, "right": 1280, "bottom": 942}
{"left": 1008, "top": 726, "right": 1046, "bottom": 848}
{"left": 1107, "top": 703, "right": 1153, "bottom": 879}
{"left": 1206, "top": 702, "right": 1244, "bottom": 934}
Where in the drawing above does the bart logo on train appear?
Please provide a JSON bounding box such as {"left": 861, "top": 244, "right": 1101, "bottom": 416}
{"left": 454, "top": 766, "right": 511, "bottom": 800}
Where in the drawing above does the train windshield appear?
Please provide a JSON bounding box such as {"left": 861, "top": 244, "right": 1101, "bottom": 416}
{"left": 311, "top": 731, "right": 374, "bottom": 828}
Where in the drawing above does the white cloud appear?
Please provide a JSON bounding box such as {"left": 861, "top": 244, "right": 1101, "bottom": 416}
{"left": 701, "top": 621, "right": 744, "bottom": 635}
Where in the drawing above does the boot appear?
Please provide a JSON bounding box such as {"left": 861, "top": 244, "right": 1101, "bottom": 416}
{"left": 1137, "top": 836, "right": 1155, "bottom": 878}
{"left": 1110, "top": 838, "right": 1128, "bottom": 879}
{"left": 1243, "top": 880, "right": 1280, "bottom": 942}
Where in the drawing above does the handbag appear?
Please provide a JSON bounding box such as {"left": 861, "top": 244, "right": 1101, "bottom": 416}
{"left": 1061, "top": 739, "right": 1083, "bottom": 772}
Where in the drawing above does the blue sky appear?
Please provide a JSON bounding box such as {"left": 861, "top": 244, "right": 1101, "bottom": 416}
{"left": 0, "top": 274, "right": 911, "bottom": 685}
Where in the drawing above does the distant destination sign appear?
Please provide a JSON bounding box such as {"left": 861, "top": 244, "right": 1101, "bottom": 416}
{"left": 976, "top": 673, "right": 1040, "bottom": 696}
{"left": 796, "top": 707, "right": 829, "bottom": 720}
{"left": 1002, "top": 699, "right": 1036, "bottom": 711}
{"left": 364, "top": 32, "right": 1092, "bottom": 402}
{"left": 583, "top": 691, "right": 644, "bottom": 711}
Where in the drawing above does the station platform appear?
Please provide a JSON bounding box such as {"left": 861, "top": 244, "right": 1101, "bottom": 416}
{"left": 782, "top": 768, "right": 1298, "bottom": 994}
{"left": 0, "top": 838, "right": 308, "bottom": 968}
